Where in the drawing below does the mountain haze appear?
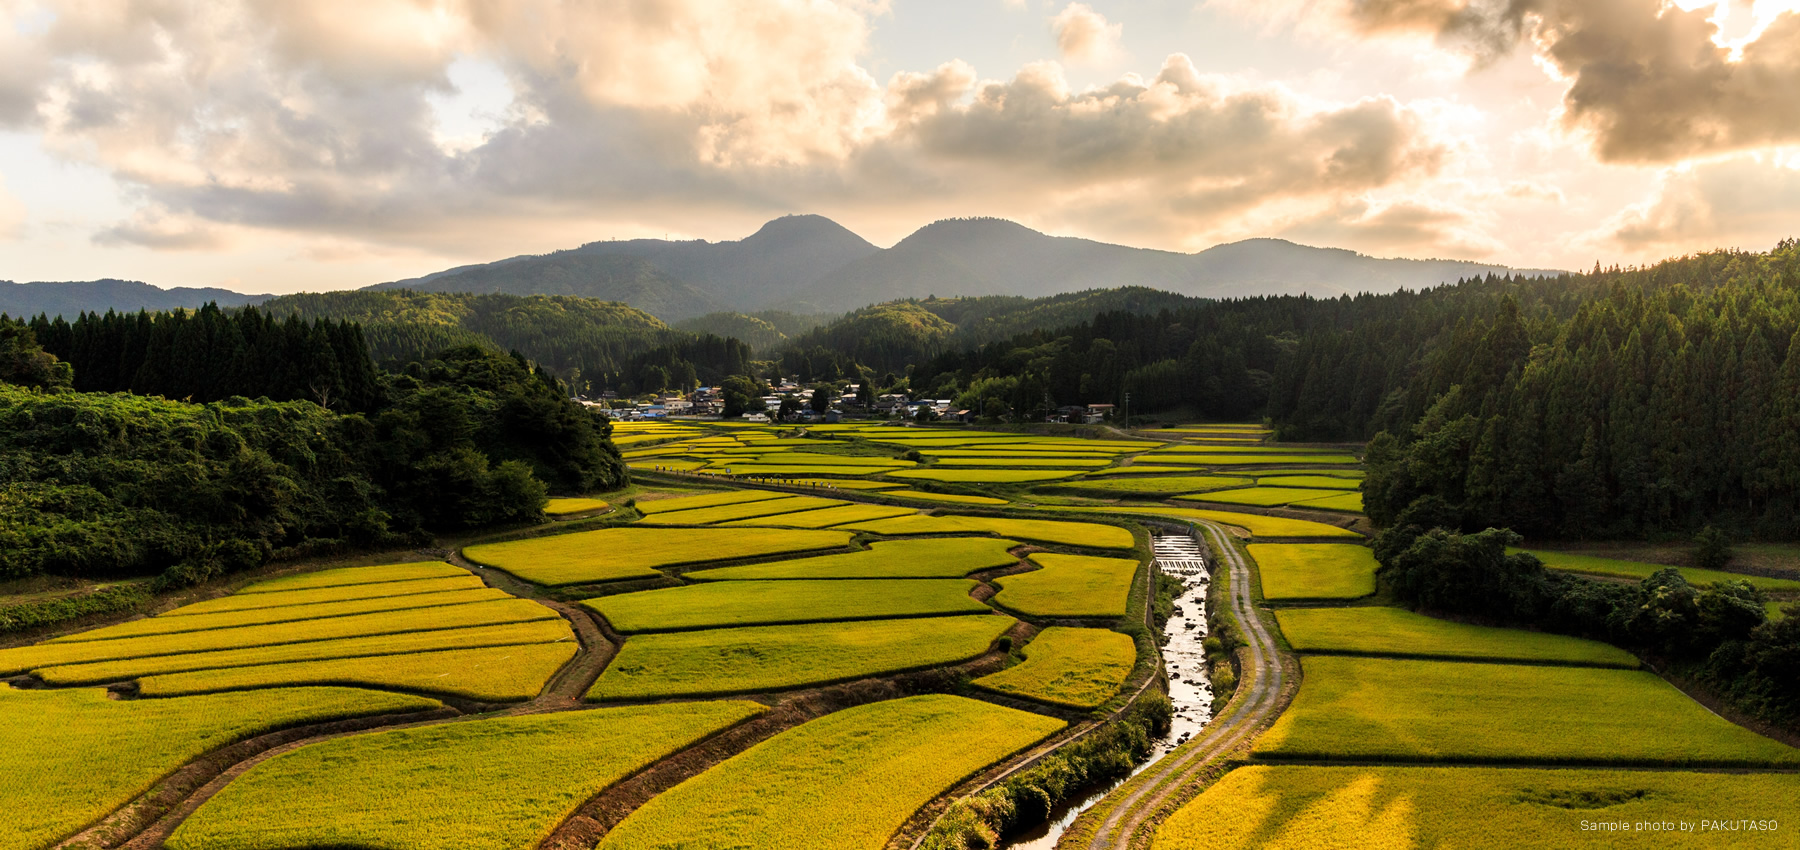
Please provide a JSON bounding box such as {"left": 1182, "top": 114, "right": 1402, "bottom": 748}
{"left": 1, "top": 279, "right": 271, "bottom": 319}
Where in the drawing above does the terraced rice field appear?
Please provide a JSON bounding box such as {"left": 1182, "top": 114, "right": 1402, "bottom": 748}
{"left": 1255, "top": 656, "right": 1800, "bottom": 766}
{"left": 0, "top": 598, "right": 562, "bottom": 674}
{"left": 1519, "top": 549, "right": 1800, "bottom": 592}
{"left": 1256, "top": 474, "right": 1363, "bottom": 489}
{"left": 1176, "top": 486, "right": 1355, "bottom": 508}
{"left": 719, "top": 502, "right": 915, "bottom": 528}
{"left": 1274, "top": 607, "right": 1639, "bottom": 667}
{"left": 1156, "top": 765, "right": 1800, "bottom": 850}
{"left": 55, "top": 588, "right": 513, "bottom": 642}
{"left": 633, "top": 490, "right": 785, "bottom": 514}
{"left": 596, "top": 695, "right": 1064, "bottom": 850}
{"left": 842, "top": 514, "right": 1135, "bottom": 548}
{"left": 720, "top": 464, "right": 913, "bottom": 478}
{"left": 933, "top": 457, "right": 1112, "bottom": 468}
{"left": 1287, "top": 491, "right": 1364, "bottom": 512}
{"left": 974, "top": 626, "right": 1136, "bottom": 708}
{"left": 1148, "top": 453, "right": 1359, "bottom": 466}
{"left": 990, "top": 553, "right": 1138, "bottom": 619}
{"left": 635, "top": 494, "right": 848, "bottom": 525}
{"left": 588, "top": 616, "right": 1014, "bottom": 700}
{"left": 1085, "top": 465, "right": 1202, "bottom": 476}
{"left": 2, "top": 685, "right": 439, "bottom": 850}
{"left": 583, "top": 579, "right": 991, "bottom": 633}
{"left": 167, "top": 702, "right": 766, "bottom": 850}
{"left": 544, "top": 497, "right": 609, "bottom": 515}
{"left": 170, "top": 574, "right": 488, "bottom": 615}
{"left": 237, "top": 561, "right": 471, "bottom": 594}
{"left": 1249, "top": 544, "right": 1378, "bottom": 601}
{"left": 137, "top": 642, "right": 577, "bottom": 700}
{"left": 1052, "top": 475, "right": 1253, "bottom": 494}
{"left": 463, "top": 527, "right": 854, "bottom": 585}
{"left": 888, "top": 468, "right": 1080, "bottom": 483}
{"left": 1058, "top": 506, "right": 1361, "bottom": 539}
{"left": 685, "top": 537, "right": 1021, "bottom": 580}
{"left": 883, "top": 490, "right": 1009, "bottom": 505}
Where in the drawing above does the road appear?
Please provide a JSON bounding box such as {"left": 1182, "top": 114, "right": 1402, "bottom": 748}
{"left": 1078, "top": 519, "right": 1288, "bottom": 850}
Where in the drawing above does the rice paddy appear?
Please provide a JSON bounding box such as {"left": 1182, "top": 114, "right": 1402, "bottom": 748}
{"left": 463, "top": 527, "right": 854, "bottom": 585}
{"left": 236, "top": 561, "right": 470, "bottom": 594}
{"left": 1056, "top": 506, "right": 1362, "bottom": 539}
{"left": 166, "top": 701, "right": 766, "bottom": 850}
{"left": 634, "top": 494, "right": 848, "bottom": 525}
{"left": 974, "top": 626, "right": 1136, "bottom": 708}
{"left": 684, "top": 537, "right": 1021, "bottom": 580}
{"left": 1051, "top": 475, "right": 1253, "bottom": 495}
{"left": 1288, "top": 491, "right": 1365, "bottom": 513}
{"left": 169, "top": 575, "right": 488, "bottom": 615}
{"left": 883, "top": 490, "right": 1009, "bottom": 505}
{"left": 595, "top": 695, "right": 1064, "bottom": 850}
{"left": 55, "top": 588, "right": 513, "bottom": 642}
{"left": 1255, "top": 656, "right": 1800, "bottom": 766}
{"left": 841, "top": 514, "right": 1136, "bottom": 549}
{"left": 1156, "top": 765, "right": 1800, "bottom": 850}
{"left": 2, "top": 685, "right": 439, "bottom": 850}
{"left": 588, "top": 615, "right": 1014, "bottom": 700}
{"left": 718, "top": 502, "right": 915, "bottom": 528}
{"left": 1249, "top": 544, "right": 1379, "bottom": 601}
{"left": 583, "top": 579, "right": 992, "bottom": 633}
{"left": 989, "top": 553, "right": 1139, "bottom": 619}
{"left": 1256, "top": 474, "right": 1363, "bottom": 489}
{"left": 1274, "top": 607, "right": 1639, "bottom": 667}
{"left": 138, "top": 641, "right": 578, "bottom": 701}
{"left": 1519, "top": 549, "right": 1800, "bottom": 592}
{"left": 634, "top": 489, "right": 785, "bottom": 514}
{"left": 933, "top": 457, "right": 1112, "bottom": 468}
{"left": 1149, "top": 453, "right": 1359, "bottom": 466}
{"left": 1177, "top": 486, "right": 1358, "bottom": 508}
{"left": 544, "top": 497, "right": 610, "bottom": 516}
{"left": 888, "top": 468, "right": 1081, "bottom": 483}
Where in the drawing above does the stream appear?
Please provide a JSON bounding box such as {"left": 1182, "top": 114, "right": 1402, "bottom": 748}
{"left": 999, "top": 532, "right": 1216, "bottom": 850}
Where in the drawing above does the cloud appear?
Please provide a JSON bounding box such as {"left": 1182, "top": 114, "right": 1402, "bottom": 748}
{"left": 0, "top": 0, "right": 1460, "bottom": 261}
{"left": 0, "top": 174, "right": 24, "bottom": 240}
{"left": 1050, "top": 3, "right": 1123, "bottom": 65}
{"left": 1280, "top": 196, "right": 1506, "bottom": 259}
{"left": 1315, "top": 0, "right": 1800, "bottom": 163}
{"left": 1607, "top": 154, "right": 1800, "bottom": 250}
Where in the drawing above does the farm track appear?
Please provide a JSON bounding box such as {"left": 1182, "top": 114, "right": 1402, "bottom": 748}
{"left": 1076, "top": 520, "right": 1293, "bottom": 850}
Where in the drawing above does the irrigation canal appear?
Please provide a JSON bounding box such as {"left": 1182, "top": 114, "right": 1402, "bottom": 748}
{"left": 1000, "top": 532, "right": 1216, "bottom": 850}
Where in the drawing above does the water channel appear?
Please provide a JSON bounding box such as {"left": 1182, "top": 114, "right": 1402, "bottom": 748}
{"left": 999, "top": 532, "right": 1216, "bottom": 849}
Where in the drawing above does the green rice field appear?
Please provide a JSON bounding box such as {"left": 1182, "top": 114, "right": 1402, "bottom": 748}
{"left": 588, "top": 615, "right": 1014, "bottom": 700}
{"left": 1256, "top": 474, "right": 1363, "bottom": 489}
{"left": 721, "top": 464, "right": 912, "bottom": 478}
{"left": 883, "top": 490, "right": 1008, "bottom": 505}
{"left": 990, "top": 553, "right": 1138, "bottom": 619}
{"left": 1255, "top": 656, "right": 1800, "bottom": 766}
{"left": 596, "top": 695, "right": 1064, "bottom": 850}
{"left": 684, "top": 537, "right": 1021, "bottom": 580}
{"left": 167, "top": 701, "right": 765, "bottom": 850}
{"left": 633, "top": 489, "right": 785, "bottom": 513}
{"left": 137, "top": 642, "right": 578, "bottom": 701}
{"left": 1250, "top": 544, "right": 1378, "bottom": 601}
{"left": 1149, "top": 453, "right": 1359, "bottom": 466}
{"left": 842, "top": 514, "right": 1135, "bottom": 549}
{"left": 1051, "top": 475, "right": 1253, "bottom": 495}
{"left": 1086, "top": 465, "right": 1201, "bottom": 476}
{"left": 463, "top": 527, "right": 854, "bottom": 585}
{"left": 973, "top": 626, "right": 1135, "bottom": 708}
{"left": 1288, "top": 491, "right": 1365, "bottom": 512}
{"left": 584, "top": 579, "right": 992, "bottom": 632}
{"left": 55, "top": 588, "right": 512, "bottom": 643}
{"left": 1156, "top": 765, "right": 1800, "bottom": 850}
{"left": 934, "top": 457, "right": 1112, "bottom": 468}
{"left": 170, "top": 575, "right": 487, "bottom": 615}
{"left": 1518, "top": 549, "right": 1800, "bottom": 592}
{"left": 1274, "top": 607, "right": 1639, "bottom": 667}
{"left": 1058, "top": 506, "right": 1361, "bottom": 539}
{"left": 544, "top": 497, "right": 609, "bottom": 516}
{"left": 2, "top": 685, "right": 439, "bottom": 850}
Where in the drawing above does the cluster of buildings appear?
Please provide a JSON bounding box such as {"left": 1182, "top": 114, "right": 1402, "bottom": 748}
{"left": 580, "top": 380, "right": 1116, "bottom": 424}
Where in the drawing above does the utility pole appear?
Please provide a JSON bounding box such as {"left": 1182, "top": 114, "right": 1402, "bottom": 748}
{"left": 1123, "top": 391, "right": 1130, "bottom": 428}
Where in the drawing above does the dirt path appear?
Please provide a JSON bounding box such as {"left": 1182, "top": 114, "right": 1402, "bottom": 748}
{"left": 1076, "top": 520, "right": 1292, "bottom": 850}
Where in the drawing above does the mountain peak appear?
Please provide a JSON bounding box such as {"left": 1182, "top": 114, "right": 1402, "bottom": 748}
{"left": 744, "top": 214, "right": 872, "bottom": 247}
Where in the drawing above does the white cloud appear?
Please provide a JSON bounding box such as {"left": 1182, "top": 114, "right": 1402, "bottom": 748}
{"left": 1050, "top": 3, "right": 1123, "bottom": 65}
{"left": 0, "top": 173, "right": 24, "bottom": 240}
{"left": 1605, "top": 153, "right": 1800, "bottom": 250}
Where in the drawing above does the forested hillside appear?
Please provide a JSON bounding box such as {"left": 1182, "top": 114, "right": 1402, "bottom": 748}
{"left": 0, "top": 314, "right": 625, "bottom": 587}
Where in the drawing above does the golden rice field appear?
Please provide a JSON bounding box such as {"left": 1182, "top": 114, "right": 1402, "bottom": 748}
{"left": 718, "top": 502, "right": 915, "bottom": 528}
{"left": 167, "top": 702, "right": 765, "bottom": 850}
{"left": 634, "top": 494, "right": 848, "bottom": 525}
{"left": 137, "top": 642, "right": 577, "bottom": 701}
{"left": 1178, "top": 486, "right": 1354, "bottom": 508}
{"left": 584, "top": 579, "right": 992, "bottom": 633}
{"left": 168, "top": 574, "right": 488, "bottom": 615}
{"left": 1287, "top": 491, "right": 1365, "bottom": 513}
{"left": 1256, "top": 656, "right": 1800, "bottom": 766}
{"left": 1051, "top": 474, "right": 1253, "bottom": 494}
{"left": 1, "top": 685, "right": 440, "bottom": 850}
{"left": 842, "top": 514, "right": 1136, "bottom": 549}
{"left": 588, "top": 615, "right": 1014, "bottom": 700}
{"left": 882, "top": 490, "right": 1009, "bottom": 505}
{"left": 888, "top": 468, "right": 1081, "bottom": 483}
{"left": 543, "top": 497, "right": 610, "bottom": 516}
{"left": 463, "top": 526, "right": 854, "bottom": 585}
{"left": 1155, "top": 765, "right": 1800, "bottom": 850}
{"left": 1249, "top": 544, "right": 1379, "bottom": 601}
{"left": 236, "top": 561, "right": 471, "bottom": 594}
{"left": 989, "top": 553, "right": 1139, "bottom": 619}
{"left": 684, "top": 537, "right": 1021, "bottom": 581}
{"left": 973, "top": 626, "right": 1136, "bottom": 708}
{"left": 53, "top": 587, "right": 512, "bottom": 642}
{"left": 595, "top": 695, "right": 1064, "bottom": 850}
{"left": 1056, "top": 505, "right": 1361, "bottom": 539}
{"left": 633, "top": 489, "right": 785, "bottom": 514}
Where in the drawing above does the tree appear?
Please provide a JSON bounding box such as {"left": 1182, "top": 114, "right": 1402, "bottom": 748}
{"left": 809, "top": 384, "right": 833, "bottom": 414}
{"left": 777, "top": 396, "right": 803, "bottom": 421}
{"left": 1694, "top": 525, "right": 1733, "bottom": 570}
{"left": 0, "top": 319, "right": 73, "bottom": 390}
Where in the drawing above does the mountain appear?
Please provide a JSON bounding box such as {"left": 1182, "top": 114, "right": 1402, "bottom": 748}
{"left": 0, "top": 279, "right": 271, "bottom": 319}
{"left": 773, "top": 218, "right": 1563, "bottom": 314}
{"left": 366, "top": 214, "right": 878, "bottom": 320}
{"left": 368, "top": 215, "right": 1560, "bottom": 320}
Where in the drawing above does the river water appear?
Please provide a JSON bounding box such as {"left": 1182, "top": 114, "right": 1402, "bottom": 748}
{"left": 999, "top": 533, "right": 1215, "bottom": 850}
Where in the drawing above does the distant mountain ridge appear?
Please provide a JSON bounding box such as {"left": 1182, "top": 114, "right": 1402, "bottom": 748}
{"left": 364, "top": 215, "right": 1563, "bottom": 318}
{"left": 1, "top": 279, "right": 271, "bottom": 319}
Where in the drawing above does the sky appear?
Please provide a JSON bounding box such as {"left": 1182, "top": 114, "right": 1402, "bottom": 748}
{"left": 1, "top": 0, "right": 1798, "bottom": 294}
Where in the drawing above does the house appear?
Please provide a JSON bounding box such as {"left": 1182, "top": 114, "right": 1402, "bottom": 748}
{"left": 741, "top": 412, "right": 771, "bottom": 423}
